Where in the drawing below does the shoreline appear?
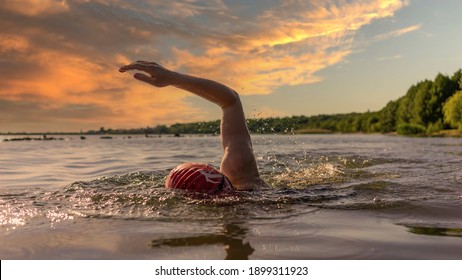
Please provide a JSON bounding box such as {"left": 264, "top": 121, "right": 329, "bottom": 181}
{"left": 1, "top": 129, "right": 461, "bottom": 138}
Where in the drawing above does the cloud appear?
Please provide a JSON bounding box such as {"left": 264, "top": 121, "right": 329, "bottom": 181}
{"left": 0, "top": 0, "right": 409, "bottom": 132}
{"left": 377, "top": 54, "right": 403, "bottom": 61}
{"left": 374, "top": 24, "right": 422, "bottom": 41}
{"left": 164, "top": 0, "right": 410, "bottom": 94}
{"left": 1, "top": 0, "right": 70, "bottom": 16}
{"left": 0, "top": 96, "right": 118, "bottom": 132}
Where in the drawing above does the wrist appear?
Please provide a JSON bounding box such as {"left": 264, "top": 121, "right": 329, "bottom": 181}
{"left": 166, "top": 70, "right": 188, "bottom": 87}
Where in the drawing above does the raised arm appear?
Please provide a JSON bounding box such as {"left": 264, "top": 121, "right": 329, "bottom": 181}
{"left": 119, "top": 61, "right": 266, "bottom": 190}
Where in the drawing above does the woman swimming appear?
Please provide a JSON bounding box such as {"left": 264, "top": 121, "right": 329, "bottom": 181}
{"left": 119, "top": 61, "right": 268, "bottom": 193}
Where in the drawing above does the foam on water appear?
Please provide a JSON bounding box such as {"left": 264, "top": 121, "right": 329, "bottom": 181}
{"left": 0, "top": 152, "right": 446, "bottom": 229}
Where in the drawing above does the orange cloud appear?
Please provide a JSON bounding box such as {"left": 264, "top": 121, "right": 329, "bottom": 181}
{"left": 167, "top": 0, "right": 408, "bottom": 95}
{"left": 0, "top": 0, "right": 410, "bottom": 132}
{"left": 0, "top": 34, "right": 30, "bottom": 53}
{"left": 0, "top": 34, "right": 205, "bottom": 131}
{"left": 1, "top": 0, "right": 69, "bottom": 16}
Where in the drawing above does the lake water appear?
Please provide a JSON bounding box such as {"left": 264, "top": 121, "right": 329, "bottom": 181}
{"left": 1, "top": 134, "right": 461, "bottom": 259}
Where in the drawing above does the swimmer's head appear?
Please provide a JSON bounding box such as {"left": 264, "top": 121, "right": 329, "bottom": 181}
{"left": 165, "top": 163, "right": 234, "bottom": 194}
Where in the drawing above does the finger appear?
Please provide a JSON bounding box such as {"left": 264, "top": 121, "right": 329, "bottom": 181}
{"left": 133, "top": 73, "right": 156, "bottom": 85}
{"left": 136, "top": 60, "right": 161, "bottom": 66}
{"left": 119, "top": 63, "right": 150, "bottom": 73}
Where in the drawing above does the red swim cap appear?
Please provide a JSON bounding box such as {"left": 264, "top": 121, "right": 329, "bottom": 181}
{"left": 165, "top": 163, "right": 235, "bottom": 194}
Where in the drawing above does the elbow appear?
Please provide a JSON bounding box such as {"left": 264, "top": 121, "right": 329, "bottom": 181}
{"left": 221, "top": 89, "right": 240, "bottom": 109}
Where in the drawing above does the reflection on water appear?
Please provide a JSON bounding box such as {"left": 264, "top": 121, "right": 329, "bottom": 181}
{"left": 403, "top": 224, "right": 462, "bottom": 237}
{"left": 151, "top": 223, "right": 254, "bottom": 260}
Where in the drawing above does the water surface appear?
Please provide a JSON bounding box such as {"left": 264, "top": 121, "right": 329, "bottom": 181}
{"left": 1, "top": 134, "right": 461, "bottom": 259}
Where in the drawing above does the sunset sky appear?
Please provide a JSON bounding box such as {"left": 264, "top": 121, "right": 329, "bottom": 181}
{"left": 1, "top": 0, "right": 461, "bottom": 133}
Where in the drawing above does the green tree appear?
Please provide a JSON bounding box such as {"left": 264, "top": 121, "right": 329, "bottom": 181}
{"left": 411, "top": 80, "right": 433, "bottom": 126}
{"left": 397, "top": 84, "right": 418, "bottom": 125}
{"left": 153, "top": 125, "right": 169, "bottom": 134}
{"left": 426, "top": 73, "right": 459, "bottom": 125}
{"left": 443, "top": 90, "right": 462, "bottom": 130}
{"left": 397, "top": 123, "right": 426, "bottom": 135}
{"left": 450, "top": 69, "right": 462, "bottom": 88}
{"left": 379, "top": 100, "right": 399, "bottom": 132}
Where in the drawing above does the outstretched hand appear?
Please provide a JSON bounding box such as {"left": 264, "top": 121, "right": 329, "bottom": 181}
{"left": 119, "top": 61, "right": 173, "bottom": 87}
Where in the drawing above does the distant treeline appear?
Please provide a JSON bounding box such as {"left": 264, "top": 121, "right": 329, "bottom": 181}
{"left": 6, "top": 69, "right": 460, "bottom": 136}
{"left": 92, "top": 69, "right": 461, "bottom": 136}
{"left": 377, "top": 69, "right": 462, "bottom": 135}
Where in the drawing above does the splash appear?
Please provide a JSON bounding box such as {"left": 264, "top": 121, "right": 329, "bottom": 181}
{"left": 0, "top": 153, "right": 421, "bottom": 231}
{"left": 273, "top": 162, "right": 346, "bottom": 188}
